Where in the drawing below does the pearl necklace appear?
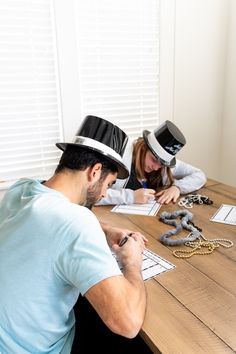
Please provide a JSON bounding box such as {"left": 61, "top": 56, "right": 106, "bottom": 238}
{"left": 178, "top": 194, "right": 213, "bottom": 209}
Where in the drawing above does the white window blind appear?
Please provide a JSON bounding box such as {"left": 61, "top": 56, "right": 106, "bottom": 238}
{"left": 0, "top": 0, "right": 62, "bottom": 189}
{"left": 75, "top": 0, "right": 160, "bottom": 138}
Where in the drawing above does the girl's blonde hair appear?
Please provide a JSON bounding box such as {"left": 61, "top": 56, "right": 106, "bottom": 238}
{"left": 132, "top": 137, "right": 174, "bottom": 190}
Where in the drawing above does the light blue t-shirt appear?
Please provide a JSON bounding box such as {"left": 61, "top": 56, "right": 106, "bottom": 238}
{"left": 0, "top": 179, "right": 122, "bottom": 354}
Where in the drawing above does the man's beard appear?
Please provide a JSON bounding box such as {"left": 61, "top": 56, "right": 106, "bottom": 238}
{"left": 83, "top": 179, "right": 103, "bottom": 210}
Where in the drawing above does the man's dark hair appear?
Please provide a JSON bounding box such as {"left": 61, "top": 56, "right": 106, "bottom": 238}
{"left": 55, "top": 145, "right": 118, "bottom": 179}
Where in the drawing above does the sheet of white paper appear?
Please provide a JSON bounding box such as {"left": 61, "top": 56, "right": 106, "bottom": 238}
{"left": 114, "top": 248, "right": 175, "bottom": 281}
{"left": 111, "top": 201, "right": 161, "bottom": 216}
{"left": 211, "top": 204, "right": 236, "bottom": 226}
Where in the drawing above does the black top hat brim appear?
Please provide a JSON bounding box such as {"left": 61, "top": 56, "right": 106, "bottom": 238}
{"left": 143, "top": 130, "right": 176, "bottom": 168}
{"left": 56, "top": 142, "right": 129, "bottom": 179}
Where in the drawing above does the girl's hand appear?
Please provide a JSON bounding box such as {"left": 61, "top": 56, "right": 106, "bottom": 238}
{"left": 155, "top": 185, "right": 180, "bottom": 204}
{"left": 134, "top": 188, "right": 156, "bottom": 204}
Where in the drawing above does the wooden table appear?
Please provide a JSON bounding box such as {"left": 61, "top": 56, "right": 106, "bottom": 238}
{"left": 93, "top": 179, "right": 236, "bottom": 354}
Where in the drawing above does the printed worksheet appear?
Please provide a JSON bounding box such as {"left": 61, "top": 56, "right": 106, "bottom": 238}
{"left": 111, "top": 201, "right": 161, "bottom": 216}
{"left": 113, "top": 249, "right": 175, "bottom": 281}
{"left": 211, "top": 204, "right": 236, "bottom": 226}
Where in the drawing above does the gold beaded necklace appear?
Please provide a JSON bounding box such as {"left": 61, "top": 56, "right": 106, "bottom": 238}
{"left": 173, "top": 233, "right": 233, "bottom": 258}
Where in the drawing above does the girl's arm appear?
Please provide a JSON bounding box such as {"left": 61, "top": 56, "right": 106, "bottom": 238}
{"left": 96, "top": 187, "right": 135, "bottom": 205}
{"left": 164, "top": 159, "right": 207, "bottom": 194}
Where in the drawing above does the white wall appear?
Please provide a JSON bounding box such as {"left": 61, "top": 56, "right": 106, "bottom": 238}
{"left": 161, "top": 0, "right": 228, "bottom": 181}
{"left": 220, "top": 0, "right": 236, "bottom": 187}
{"left": 161, "top": 0, "right": 236, "bottom": 187}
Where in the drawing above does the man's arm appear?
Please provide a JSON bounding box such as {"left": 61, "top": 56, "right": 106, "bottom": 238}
{"left": 84, "top": 236, "right": 146, "bottom": 338}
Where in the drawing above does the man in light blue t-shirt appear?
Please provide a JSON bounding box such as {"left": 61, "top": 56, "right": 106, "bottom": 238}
{"left": 0, "top": 116, "right": 147, "bottom": 354}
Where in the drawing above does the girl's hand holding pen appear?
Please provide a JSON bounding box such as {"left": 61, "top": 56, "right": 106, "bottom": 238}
{"left": 134, "top": 188, "right": 156, "bottom": 204}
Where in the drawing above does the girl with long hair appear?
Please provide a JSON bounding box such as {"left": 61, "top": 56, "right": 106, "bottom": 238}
{"left": 97, "top": 120, "right": 206, "bottom": 205}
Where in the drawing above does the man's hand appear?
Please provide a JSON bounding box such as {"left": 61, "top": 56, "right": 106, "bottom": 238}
{"left": 112, "top": 234, "right": 145, "bottom": 269}
{"left": 155, "top": 185, "right": 180, "bottom": 204}
{"left": 88, "top": 223, "right": 147, "bottom": 338}
{"left": 100, "top": 223, "right": 148, "bottom": 248}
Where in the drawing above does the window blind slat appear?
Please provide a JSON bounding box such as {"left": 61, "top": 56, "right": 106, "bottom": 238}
{"left": 0, "top": 144, "right": 59, "bottom": 154}
{"left": 1, "top": 156, "right": 60, "bottom": 171}
{"left": 76, "top": 0, "right": 160, "bottom": 137}
{"left": 0, "top": 0, "right": 62, "bottom": 187}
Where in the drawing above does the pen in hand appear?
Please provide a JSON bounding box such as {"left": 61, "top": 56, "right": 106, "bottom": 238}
{"left": 119, "top": 232, "right": 134, "bottom": 247}
{"left": 119, "top": 235, "right": 129, "bottom": 247}
{"left": 119, "top": 232, "right": 135, "bottom": 247}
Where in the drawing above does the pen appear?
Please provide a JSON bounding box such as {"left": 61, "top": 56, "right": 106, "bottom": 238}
{"left": 119, "top": 235, "right": 129, "bottom": 247}
{"left": 141, "top": 179, "right": 148, "bottom": 189}
{"left": 119, "top": 233, "right": 134, "bottom": 247}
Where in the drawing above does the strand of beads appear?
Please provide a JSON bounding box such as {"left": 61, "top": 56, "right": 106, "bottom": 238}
{"left": 159, "top": 210, "right": 234, "bottom": 258}
{"left": 178, "top": 194, "right": 213, "bottom": 209}
{"left": 173, "top": 233, "right": 233, "bottom": 258}
{"left": 173, "top": 240, "right": 219, "bottom": 258}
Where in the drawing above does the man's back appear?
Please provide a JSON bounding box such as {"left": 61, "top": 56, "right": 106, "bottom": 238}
{"left": 0, "top": 179, "right": 121, "bottom": 353}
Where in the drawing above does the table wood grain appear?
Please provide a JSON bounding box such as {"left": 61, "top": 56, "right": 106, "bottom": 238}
{"left": 93, "top": 179, "right": 236, "bottom": 354}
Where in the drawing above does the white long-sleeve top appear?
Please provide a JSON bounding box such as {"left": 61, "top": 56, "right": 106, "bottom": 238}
{"left": 97, "top": 139, "right": 207, "bottom": 205}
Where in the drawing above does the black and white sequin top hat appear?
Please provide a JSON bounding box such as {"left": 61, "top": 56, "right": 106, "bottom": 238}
{"left": 56, "top": 115, "right": 129, "bottom": 179}
{"left": 143, "top": 120, "right": 186, "bottom": 167}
